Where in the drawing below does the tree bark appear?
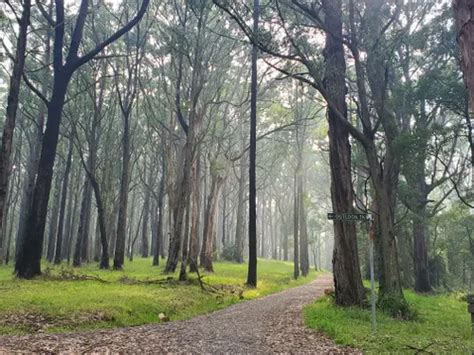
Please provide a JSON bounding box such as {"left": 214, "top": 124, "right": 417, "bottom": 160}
{"left": 454, "top": 0, "right": 474, "bottom": 183}
{"left": 46, "top": 170, "right": 62, "bottom": 262}
{"left": 200, "top": 171, "right": 225, "bottom": 272}
{"left": 234, "top": 150, "right": 246, "bottom": 263}
{"left": 293, "top": 173, "right": 299, "bottom": 280}
{"left": 0, "top": 0, "right": 31, "bottom": 264}
{"left": 54, "top": 137, "right": 73, "bottom": 264}
{"left": 153, "top": 158, "right": 166, "bottom": 266}
{"left": 247, "top": 0, "right": 259, "bottom": 287}
{"left": 323, "top": 0, "right": 365, "bottom": 306}
{"left": 141, "top": 165, "right": 152, "bottom": 258}
{"left": 114, "top": 107, "right": 131, "bottom": 270}
{"left": 189, "top": 155, "right": 201, "bottom": 271}
{"left": 73, "top": 171, "right": 92, "bottom": 267}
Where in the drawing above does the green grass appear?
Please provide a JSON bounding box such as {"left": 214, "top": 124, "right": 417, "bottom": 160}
{"left": 0, "top": 258, "right": 318, "bottom": 335}
{"left": 304, "top": 288, "right": 474, "bottom": 353}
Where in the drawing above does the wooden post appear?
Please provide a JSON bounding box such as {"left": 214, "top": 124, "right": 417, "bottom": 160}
{"left": 468, "top": 294, "right": 474, "bottom": 337}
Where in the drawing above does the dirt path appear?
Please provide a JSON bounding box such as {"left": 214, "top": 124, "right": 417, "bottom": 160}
{"left": 0, "top": 274, "right": 354, "bottom": 353}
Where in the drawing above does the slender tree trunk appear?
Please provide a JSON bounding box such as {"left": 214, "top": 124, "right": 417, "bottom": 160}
{"left": 0, "top": 0, "right": 31, "bottom": 264}
{"left": 260, "top": 198, "right": 265, "bottom": 258}
{"left": 293, "top": 173, "right": 299, "bottom": 280}
{"left": 200, "top": 173, "right": 224, "bottom": 272}
{"left": 141, "top": 168, "right": 151, "bottom": 258}
{"left": 54, "top": 138, "right": 73, "bottom": 264}
{"left": 222, "top": 184, "right": 226, "bottom": 252}
{"left": 179, "top": 191, "right": 191, "bottom": 280}
{"left": 114, "top": 110, "right": 131, "bottom": 270}
{"left": 165, "top": 132, "right": 195, "bottom": 272}
{"left": 413, "top": 204, "right": 430, "bottom": 292}
{"left": 46, "top": 173, "right": 62, "bottom": 262}
{"left": 189, "top": 155, "right": 201, "bottom": 271}
{"left": 298, "top": 180, "right": 309, "bottom": 276}
{"left": 247, "top": 0, "right": 259, "bottom": 287}
{"left": 234, "top": 151, "right": 246, "bottom": 263}
{"left": 296, "top": 129, "right": 309, "bottom": 276}
{"left": 153, "top": 160, "right": 166, "bottom": 266}
{"left": 73, "top": 170, "right": 93, "bottom": 267}
{"left": 127, "top": 189, "right": 137, "bottom": 260}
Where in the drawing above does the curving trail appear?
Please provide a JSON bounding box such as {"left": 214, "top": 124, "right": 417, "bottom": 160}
{"left": 0, "top": 274, "right": 356, "bottom": 354}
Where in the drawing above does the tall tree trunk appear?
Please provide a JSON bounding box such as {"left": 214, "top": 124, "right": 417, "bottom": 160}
{"left": 179, "top": 190, "right": 192, "bottom": 280}
{"left": 74, "top": 172, "right": 92, "bottom": 267}
{"left": 153, "top": 159, "right": 166, "bottom": 266}
{"left": 363, "top": 0, "right": 406, "bottom": 308}
{"left": 296, "top": 125, "right": 309, "bottom": 276}
{"left": 15, "top": 72, "right": 71, "bottom": 278}
{"left": 141, "top": 166, "right": 152, "bottom": 258}
{"left": 298, "top": 177, "right": 309, "bottom": 276}
{"left": 189, "top": 155, "right": 201, "bottom": 271}
{"left": 114, "top": 110, "right": 131, "bottom": 270}
{"left": 260, "top": 198, "right": 265, "bottom": 258}
{"left": 454, "top": 0, "right": 474, "bottom": 183}
{"left": 64, "top": 163, "right": 78, "bottom": 261}
{"left": 0, "top": 0, "right": 31, "bottom": 264}
{"left": 323, "top": 0, "right": 365, "bottom": 306}
{"left": 234, "top": 151, "right": 246, "bottom": 263}
{"left": 247, "top": 0, "right": 259, "bottom": 287}
{"left": 222, "top": 184, "right": 226, "bottom": 252}
{"left": 413, "top": 203, "right": 430, "bottom": 292}
{"left": 54, "top": 138, "right": 73, "bottom": 264}
{"left": 293, "top": 173, "right": 299, "bottom": 280}
{"left": 200, "top": 172, "right": 225, "bottom": 272}
{"left": 46, "top": 172, "right": 61, "bottom": 262}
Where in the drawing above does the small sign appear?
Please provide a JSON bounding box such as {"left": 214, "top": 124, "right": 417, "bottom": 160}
{"left": 327, "top": 213, "right": 371, "bottom": 221}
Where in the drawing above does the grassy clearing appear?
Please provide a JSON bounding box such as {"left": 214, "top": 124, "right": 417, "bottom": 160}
{"left": 0, "top": 258, "right": 318, "bottom": 335}
{"left": 304, "top": 288, "right": 474, "bottom": 353}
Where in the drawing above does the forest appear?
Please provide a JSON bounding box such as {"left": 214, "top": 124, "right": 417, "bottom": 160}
{"left": 0, "top": 0, "right": 473, "bottom": 353}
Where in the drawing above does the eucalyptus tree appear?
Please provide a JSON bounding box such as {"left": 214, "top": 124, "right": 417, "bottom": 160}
{"left": 198, "top": 46, "right": 250, "bottom": 273}
{"left": 0, "top": 0, "right": 31, "bottom": 264}
{"left": 454, "top": 0, "right": 474, "bottom": 184}
{"left": 213, "top": 0, "right": 366, "bottom": 305}
{"left": 70, "top": 59, "right": 112, "bottom": 269}
{"left": 246, "top": 0, "right": 259, "bottom": 287}
{"left": 112, "top": 10, "right": 149, "bottom": 270}
{"left": 162, "top": 0, "right": 241, "bottom": 275}
{"left": 396, "top": 6, "right": 468, "bottom": 292}
{"left": 15, "top": 0, "right": 150, "bottom": 278}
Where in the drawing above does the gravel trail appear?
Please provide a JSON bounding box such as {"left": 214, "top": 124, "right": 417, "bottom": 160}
{"left": 0, "top": 274, "right": 355, "bottom": 353}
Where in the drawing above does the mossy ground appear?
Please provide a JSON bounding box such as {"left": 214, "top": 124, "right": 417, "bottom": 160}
{"left": 304, "top": 288, "right": 474, "bottom": 353}
{"left": 0, "top": 258, "right": 318, "bottom": 335}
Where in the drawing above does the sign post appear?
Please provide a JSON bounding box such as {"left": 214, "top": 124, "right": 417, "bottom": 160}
{"left": 368, "top": 216, "right": 377, "bottom": 333}
{"left": 328, "top": 212, "right": 377, "bottom": 333}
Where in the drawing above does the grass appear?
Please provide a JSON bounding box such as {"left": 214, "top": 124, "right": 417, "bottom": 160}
{"left": 0, "top": 258, "right": 318, "bottom": 335}
{"left": 304, "top": 287, "right": 474, "bottom": 353}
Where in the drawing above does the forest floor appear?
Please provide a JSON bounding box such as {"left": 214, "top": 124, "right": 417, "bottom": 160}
{"left": 304, "top": 287, "right": 474, "bottom": 353}
{"left": 0, "top": 258, "right": 320, "bottom": 336}
{"left": 0, "top": 272, "right": 352, "bottom": 353}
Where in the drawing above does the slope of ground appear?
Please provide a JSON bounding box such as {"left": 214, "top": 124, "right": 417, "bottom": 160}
{"left": 304, "top": 289, "right": 474, "bottom": 353}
